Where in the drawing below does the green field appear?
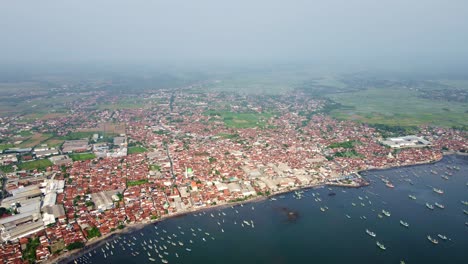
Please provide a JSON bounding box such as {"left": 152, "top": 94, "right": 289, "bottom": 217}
{"left": 128, "top": 146, "right": 147, "bottom": 154}
{"left": 327, "top": 87, "right": 468, "bottom": 127}
{"left": 69, "top": 153, "right": 96, "bottom": 161}
{"left": 18, "top": 159, "right": 53, "bottom": 171}
{"left": 127, "top": 179, "right": 148, "bottom": 186}
{"left": 205, "top": 110, "right": 273, "bottom": 128}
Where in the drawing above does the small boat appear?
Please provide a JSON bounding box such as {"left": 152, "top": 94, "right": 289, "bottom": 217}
{"left": 186, "top": 248, "right": 192, "bottom": 252}
{"left": 346, "top": 214, "right": 351, "bottom": 219}
{"left": 408, "top": 195, "right": 416, "bottom": 200}
{"left": 441, "top": 175, "right": 449, "bottom": 180}
{"left": 377, "top": 214, "right": 383, "bottom": 218}
{"left": 149, "top": 258, "right": 156, "bottom": 262}
{"left": 366, "top": 229, "right": 376, "bottom": 237}
{"left": 464, "top": 209, "right": 468, "bottom": 215}
{"left": 427, "top": 235, "right": 439, "bottom": 244}
{"left": 162, "top": 259, "right": 168, "bottom": 264}
{"left": 426, "top": 203, "right": 434, "bottom": 210}
{"left": 433, "top": 188, "right": 444, "bottom": 195}
{"left": 435, "top": 202, "right": 445, "bottom": 209}
{"left": 461, "top": 201, "right": 468, "bottom": 206}
{"left": 352, "top": 203, "right": 356, "bottom": 206}
{"left": 386, "top": 182, "right": 395, "bottom": 188}
{"left": 376, "top": 241, "right": 386, "bottom": 250}
{"left": 400, "top": 220, "right": 409, "bottom": 228}
{"left": 437, "top": 234, "right": 447, "bottom": 240}
{"left": 382, "top": 210, "right": 391, "bottom": 217}
{"left": 320, "top": 207, "right": 326, "bottom": 212}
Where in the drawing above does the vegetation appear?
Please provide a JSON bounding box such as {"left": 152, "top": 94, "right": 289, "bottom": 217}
{"left": 69, "top": 153, "right": 96, "bottom": 161}
{"left": 369, "top": 124, "right": 419, "bottom": 138}
{"left": 0, "top": 143, "right": 14, "bottom": 151}
{"left": 0, "top": 165, "right": 14, "bottom": 173}
{"left": 217, "top": 133, "right": 240, "bottom": 139}
{"left": 205, "top": 110, "right": 273, "bottom": 128}
{"left": 127, "top": 146, "right": 147, "bottom": 154}
{"left": 127, "top": 179, "right": 148, "bottom": 186}
{"left": 86, "top": 227, "right": 101, "bottom": 239}
{"left": 149, "top": 164, "right": 161, "bottom": 172}
{"left": 328, "top": 140, "right": 359, "bottom": 149}
{"left": 18, "top": 159, "right": 53, "bottom": 171}
{"left": 22, "top": 238, "right": 40, "bottom": 263}
{"left": 327, "top": 87, "right": 468, "bottom": 128}
{"left": 66, "top": 242, "right": 85, "bottom": 250}
{"left": 0, "top": 207, "right": 12, "bottom": 217}
{"left": 333, "top": 150, "right": 364, "bottom": 159}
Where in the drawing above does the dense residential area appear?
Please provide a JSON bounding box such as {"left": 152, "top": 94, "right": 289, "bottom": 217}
{"left": 0, "top": 87, "right": 466, "bottom": 263}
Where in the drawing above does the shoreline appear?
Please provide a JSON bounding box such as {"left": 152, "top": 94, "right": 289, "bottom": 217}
{"left": 51, "top": 154, "right": 459, "bottom": 263}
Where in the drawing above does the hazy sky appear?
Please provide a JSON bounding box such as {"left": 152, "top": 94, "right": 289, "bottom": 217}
{"left": 1, "top": 0, "right": 468, "bottom": 69}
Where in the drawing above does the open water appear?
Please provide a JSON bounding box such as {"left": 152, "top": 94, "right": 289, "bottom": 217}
{"left": 71, "top": 154, "right": 467, "bottom": 264}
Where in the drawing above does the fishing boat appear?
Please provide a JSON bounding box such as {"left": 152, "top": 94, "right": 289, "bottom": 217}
{"left": 366, "top": 229, "right": 376, "bottom": 237}
{"left": 437, "top": 234, "right": 447, "bottom": 240}
{"left": 162, "top": 259, "right": 168, "bottom": 264}
{"left": 186, "top": 248, "right": 192, "bottom": 252}
{"left": 433, "top": 188, "right": 444, "bottom": 194}
{"left": 427, "top": 235, "right": 439, "bottom": 244}
{"left": 320, "top": 207, "right": 326, "bottom": 212}
{"left": 400, "top": 220, "right": 409, "bottom": 228}
{"left": 382, "top": 210, "right": 391, "bottom": 217}
{"left": 386, "top": 182, "right": 395, "bottom": 188}
{"left": 435, "top": 202, "right": 445, "bottom": 209}
{"left": 149, "top": 258, "right": 156, "bottom": 262}
{"left": 426, "top": 203, "right": 434, "bottom": 210}
{"left": 376, "top": 241, "right": 386, "bottom": 250}
{"left": 408, "top": 195, "right": 416, "bottom": 200}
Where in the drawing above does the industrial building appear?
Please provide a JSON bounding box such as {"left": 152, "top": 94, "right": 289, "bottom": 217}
{"left": 381, "top": 135, "right": 432, "bottom": 149}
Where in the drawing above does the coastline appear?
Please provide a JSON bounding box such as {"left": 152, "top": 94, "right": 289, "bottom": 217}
{"left": 50, "top": 153, "right": 458, "bottom": 264}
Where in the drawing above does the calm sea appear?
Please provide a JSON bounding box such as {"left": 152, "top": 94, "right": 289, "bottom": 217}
{"left": 71, "top": 154, "right": 468, "bottom": 264}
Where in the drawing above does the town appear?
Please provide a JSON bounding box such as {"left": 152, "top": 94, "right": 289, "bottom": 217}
{"left": 0, "top": 87, "right": 466, "bottom": 263}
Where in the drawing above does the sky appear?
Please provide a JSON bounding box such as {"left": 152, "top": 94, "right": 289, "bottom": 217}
{"left": 1, "top": 0, "right": 468, "bottom": 71}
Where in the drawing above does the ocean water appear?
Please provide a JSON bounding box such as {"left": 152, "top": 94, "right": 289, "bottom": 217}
{"left": 71, "top": 155, "right": 468, "bottom": 264}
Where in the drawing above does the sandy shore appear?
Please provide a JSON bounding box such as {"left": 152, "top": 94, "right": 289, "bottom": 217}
{"left": 50, "top": 155, "right": 450, "bottom": 263}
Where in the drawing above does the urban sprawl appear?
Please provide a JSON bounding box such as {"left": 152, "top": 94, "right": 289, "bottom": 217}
{"left": 0, "top": 87, "right": 466, "bottom": 263}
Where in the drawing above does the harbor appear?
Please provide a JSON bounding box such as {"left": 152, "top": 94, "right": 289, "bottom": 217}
{"left": 65, "top": 154, "right": 468, "bottom": 264}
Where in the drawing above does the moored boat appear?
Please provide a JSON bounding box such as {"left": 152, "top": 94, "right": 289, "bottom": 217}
{"left": 400, "top": 220, "right": 409, "bottom": 228}
{"left": 435, "top": 202, "right": 445, "bottom": 209}
{"left": 376, "top": 241, "right": 386, "bottom": 250}
{"left": 433, "top": 188, "right": 444, "bottom": 194}
{"left": 408, "top": 195, "right": 416, "bottom": 200}
{"left": 366, "top": 229, "right": 376, "bottom": 237}
{"left": 427, "top": 235, "right": 439, "bottom": 244}
{"left": 426, "top": 203, "right": 434, "bottom": 210}
{"left": 382, "top": 210, "right": 391, "bottom": 217}
{"left": 437, "top": 234, "right": 447, "bottom": 240}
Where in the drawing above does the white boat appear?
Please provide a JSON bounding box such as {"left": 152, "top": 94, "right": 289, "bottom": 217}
{"left": 426, "top": 203, "right": 434, "bottom": 210}
{"left": 382, "top": 210, "right": 391, "bottom": 217}
{"left": 437, "top": 234, "right": 447, "bottom": 240}
{"left": 376, "top": 241, "right": 386, "bottom": 250}
{"left": 427, "top": 235, "right": 439, "bottom": 244}
{"left": 400, "top": 220, "right": 409, "bottom": 228}
{"left": 366, "top": 229, "right": 376, "bottom": 237}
